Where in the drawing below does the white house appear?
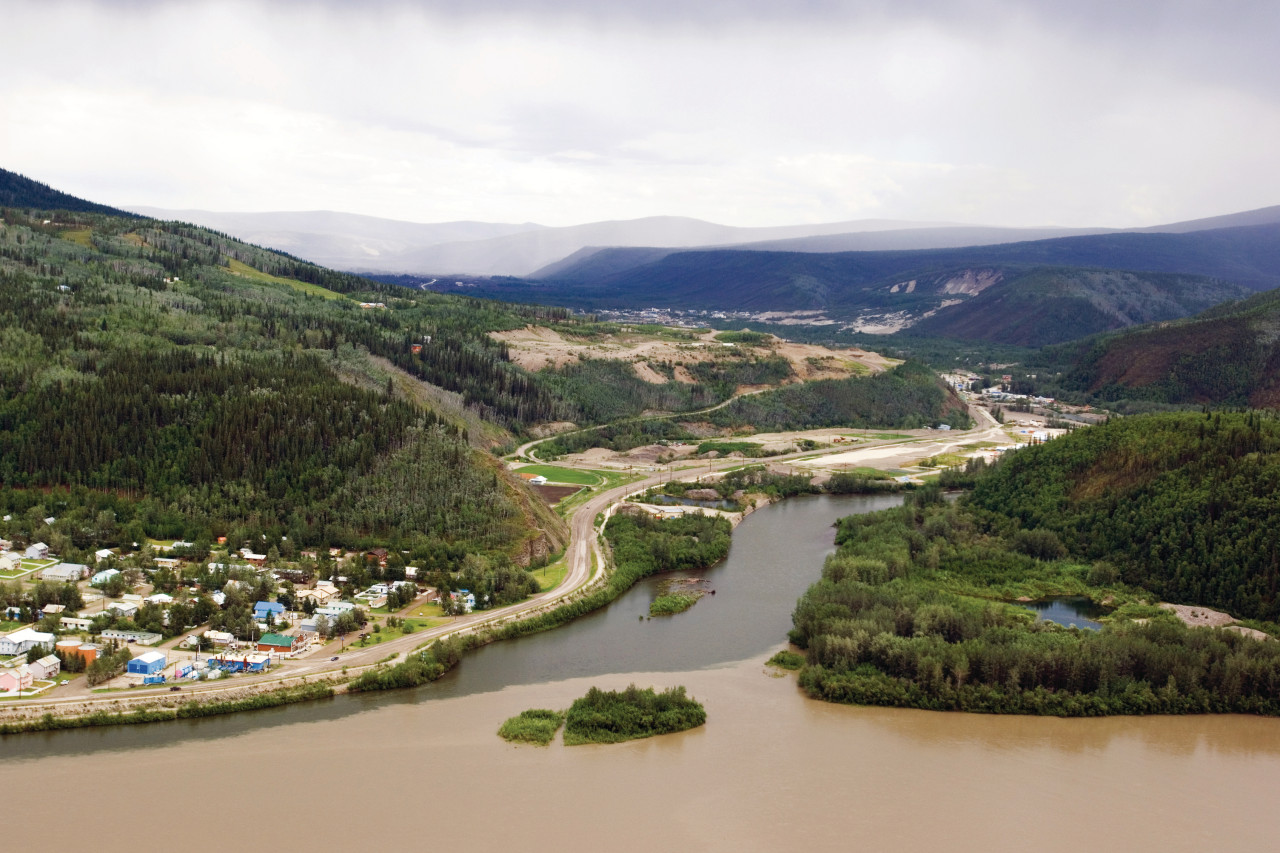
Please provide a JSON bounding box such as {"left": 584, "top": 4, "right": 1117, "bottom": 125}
{"left": 42, "top": 563, "right": 88, "bottom": 582}
{"left": 25, "top": 542, "right": 49, "bottom": 560}
{"left": 0, "top": 552, "right": 21, "bottom": 572}
{"left": 108, "top": 601, "right": 138, "bottom": 618}
{"left": 0, "top": 627, "right": 55, "bottom": 656}
{"left": 94, "top": 548, "right": 115, "bottom": 563}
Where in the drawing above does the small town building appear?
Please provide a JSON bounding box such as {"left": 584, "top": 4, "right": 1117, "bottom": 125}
{"left": 127, "top": 651, "right": 167, "bottom": 676}
{"left": 42, "top": 563, "right": 89, "bottom": 582}
{"left": 91, "top": 568, "right": 121, "bottom": 585}
{"left": 0, "top": 665, "right": 34, "bottom": 694}
{"left": 257, "top": 633, "right": 300, "bottom": 654}
{"left": 0, "top": 552, "right": 21, "bottom": 572}
{"left": 41, "top": 603, "right": 66, "bottom": 616}
{"left": 0, "top": 627, "right": 55, "bottom": 656}
{"left": 108, "top": 601, "right": 138, "bottom": 618}
{"left": 99, "top": 629, "right": 163, "bottom": 646}
{"left": 253, "top": 601, "right": 285, "bottom": 621}
{"left": 204, "top": 630, "right": 234, "bottom": 647}
{"left": 207, "top": 653, "right": 270, "bottom": 673}
{"left": 60, "top": 617, "right": 94, "bottom": 631}
{"left": 94, "top": 548, "right": 115, "bottom": 563}
{"left": 25, "top": 543, "right": 49, "bottom": 560}
{"left": 153, "top": 557, "right": 182, "bottom": 570}
{"left": 145, "top": 592, "right": 174, "bottom": 605}
{"left": 174, "top": 659, "right": 196, "bottom": 679}
{"left": 29, "top": 654, "right": 60, "bottom": 680}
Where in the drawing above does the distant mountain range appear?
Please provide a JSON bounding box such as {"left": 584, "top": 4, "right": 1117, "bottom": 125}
{"left": 6, "top": 164, "right": 1278, "bottom": 351}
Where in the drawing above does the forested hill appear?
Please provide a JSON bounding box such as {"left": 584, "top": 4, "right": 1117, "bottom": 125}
{"left": 0, "top": 206, "right": 569, "bottom": 563}
{"left": 968, "top": 412, "right": 1280, "bottom": 621}
{"left": 0, "top": 168, "right": 138, "bottom": 218}
{"left": 1043, "top": 286, "right": 1280, "bottom": 408}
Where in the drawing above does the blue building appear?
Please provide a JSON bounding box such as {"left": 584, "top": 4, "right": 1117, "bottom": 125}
{"left": 253, "top": 601, "right": 285, "bottom": 621}
{"left": 126, "top": 651, "right": 167, "bottom": 676}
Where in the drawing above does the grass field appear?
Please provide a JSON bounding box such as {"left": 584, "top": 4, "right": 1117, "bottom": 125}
{"left": 514, "top": 464, "right": 603, "bottom": 485}
{"left": 60, "top": 228, "right": 93, "bottom": 247}
{"left": 226, "top": 258, "right": 347, "bottom": 301}
{"left": 532, "top": 558, "right": 570, "bottom": 592}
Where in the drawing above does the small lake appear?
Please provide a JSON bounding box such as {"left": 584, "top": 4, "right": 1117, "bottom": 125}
{"left": 1019, "top": 596, "right": 1110, "bottom": 630}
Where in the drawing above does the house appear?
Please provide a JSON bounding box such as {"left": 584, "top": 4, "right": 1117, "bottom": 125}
{"left": 204, "top": 630, "right": 234, "bottom": 647}
{"left": 0, "top": 552, "right": 21, "bottom": 573}
{"left": 450, "top": 590, "right": 476, "bottom": 613}
{"left": 0, "top": 627, "right": 55, "bottom": 656}
{"left": 99, "top": 629, "right": 162, "bottom": 646}
{"left": 257, "top": 633, "right": 300, "bottom": 654}
{"left": 316, "top": 602, "right": 356, "bottom": 620}
{"left": 60, "top": 617, "right": 94, "bottom": 631}
{"left": 517, "top": 472, "right": 548, "bottom": 485}
{"left": 0, "top": 665, "right": 34, "bottom": 694}
{"left": 25, "top": 542, "right": 49, "bottom": 560}
{"left": 29, "top": 654, "right": 60, "bottom": 680}
{"left": 153, "top": 557, "right": 182, "bottom": 570}
{"left": 42, "top": 563, "right": 88, "bottom": 582}
{"left": 94, "top": 548, "right": 115, "bottom": 563}
{"left": 41, "top": 603, "right": 66, "bottom": 616}
{"left": 253, "top": 601, "right": 285, "bottom": 621}
{"left": 91, "top": 568, "right": 121, "bottom": 585}
{"left": 145, "top": 593, "right": 173, "bottom": 605}
{"left": 298, "top": 587, "right": 337, "bottom": 605}
{"left": 315, "top": 580, "right": 338, "bottom": 594}
{"left": 108, "top": 601, "right": 138, "bottom": 618}
{"left": 404, "top": 566, "right": 419, "bottom": 579}
{"left": 127, "top": 651, "right": 167, "bottom": 676}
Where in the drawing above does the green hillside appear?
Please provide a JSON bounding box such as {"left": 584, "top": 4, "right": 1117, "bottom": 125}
{"left": 0, "top": 207, "right": 568, "bottom": 562}
{"left": 789, "top": 412, "right": 1280, "bottom": 716}
{"left": 0, "top": 167, "right": 138, "bottom": 217}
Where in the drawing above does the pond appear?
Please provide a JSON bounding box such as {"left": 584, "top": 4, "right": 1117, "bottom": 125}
{"left": 1019, "top": 595, "right": 1110, "bottom": 630}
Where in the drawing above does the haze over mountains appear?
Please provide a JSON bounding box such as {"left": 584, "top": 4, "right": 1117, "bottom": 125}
{"left": 130, "top": 203, "right": 1280, "bottom": 282}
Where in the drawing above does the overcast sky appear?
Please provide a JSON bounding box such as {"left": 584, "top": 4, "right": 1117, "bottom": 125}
{"left": 3, "top": 0, "right": 1278, "bottom": 227}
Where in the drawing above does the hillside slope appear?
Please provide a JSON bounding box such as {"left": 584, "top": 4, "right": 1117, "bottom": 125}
{"left": 1047, "top": 287, "right": 1280, "bottom": 407}
{"left": 0, "top": 207, "right": 567, "bottom": 562}
{"left": 1, "top": 168, "right": 138, "bottom": 217}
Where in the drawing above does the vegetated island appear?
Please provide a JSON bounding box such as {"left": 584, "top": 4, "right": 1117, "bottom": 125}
{"left": 650, "top": 578, "right": 711, "bottom": 616}
{"left": 789, "top": 411, "right": 1280, "bottom": 716}
{"left": 500, "top": 684, "right": 706, "bottom": 746}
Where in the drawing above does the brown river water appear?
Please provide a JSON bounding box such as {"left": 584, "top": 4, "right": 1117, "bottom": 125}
{"left": 3, "top": 495, "right": 1279, "bottom": 851}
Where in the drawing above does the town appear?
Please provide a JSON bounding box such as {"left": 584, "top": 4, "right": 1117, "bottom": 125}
{"left": 0, "top": 535, "right": 476, "bottom": 697}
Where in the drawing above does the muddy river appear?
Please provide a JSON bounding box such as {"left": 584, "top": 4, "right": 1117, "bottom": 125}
{"left": 3, "top": 495, "right": 1278, "bottom": 851}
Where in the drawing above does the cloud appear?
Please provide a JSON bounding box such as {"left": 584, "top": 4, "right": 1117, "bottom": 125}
{"left": 1, "top": 0, "right": 1277, "bottom": 227}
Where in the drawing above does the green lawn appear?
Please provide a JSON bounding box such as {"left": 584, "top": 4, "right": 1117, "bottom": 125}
{"left": 513, "top": 464, "right": 604, "bottom": 485}
{"left": 533, "top": 559, "right": 570, "bottom": 592}
{"left": 226, "top": 258, "right": 347, "bottom": 301}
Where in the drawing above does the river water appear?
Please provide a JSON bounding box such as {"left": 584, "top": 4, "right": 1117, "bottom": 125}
{"left": 4, "top": 495, "right": 1280, "bottom": 851}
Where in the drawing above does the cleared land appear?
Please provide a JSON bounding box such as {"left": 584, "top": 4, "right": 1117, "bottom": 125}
{"left": 491, "top": 325, "right": 895, "bottom": 385}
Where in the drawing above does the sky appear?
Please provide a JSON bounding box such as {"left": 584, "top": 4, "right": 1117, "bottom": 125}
{"left": 2, "top": 0, "right": 1278, "bottom": 228}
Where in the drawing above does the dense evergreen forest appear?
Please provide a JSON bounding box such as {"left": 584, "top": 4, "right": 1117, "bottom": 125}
{"left": 790, "top": 413, "right": 1280, "bottom": 716}
{"left": 0, "top": 208, "right": 576, "bottom": 558}
{"left": 706, "top": 361, "right": 971, "bottom": 431}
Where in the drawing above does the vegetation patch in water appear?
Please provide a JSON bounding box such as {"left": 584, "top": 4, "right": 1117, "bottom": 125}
{"left": 766, "top": 650, "right": 805, "bottom": 670}
{"left": 650, "top": 592, "right": 701, "bottom": 616}
{"left": 563, "top": 684, "right": 706, "bottom": 745}
{"left": 498, "top": 709, "right": 566, "bottom": 746}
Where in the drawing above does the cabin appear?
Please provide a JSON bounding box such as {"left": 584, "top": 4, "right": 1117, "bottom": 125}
{"left": 94, "top": 548, "right": 115, "bottom": 563}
